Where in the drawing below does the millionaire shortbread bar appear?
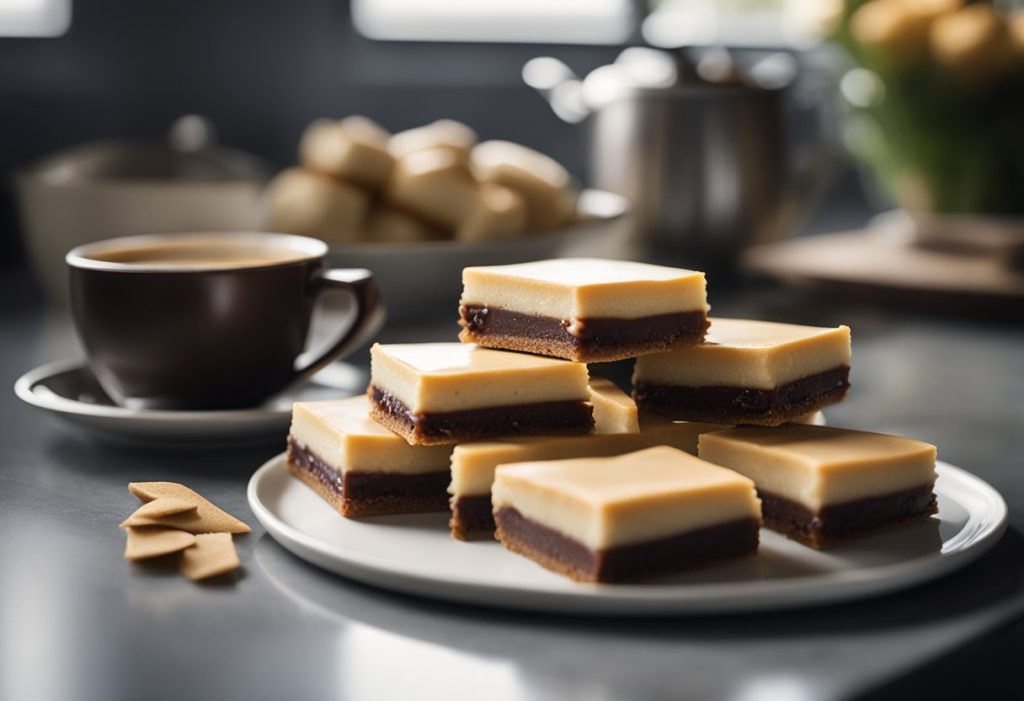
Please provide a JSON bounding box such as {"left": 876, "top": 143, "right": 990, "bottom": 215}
{"left": 369, "top": 342, "right": 593, "bottom": 446}
{"left": 448, "top": 417, "right": 723, "bottom": 541}
{"left": 492, "top": 447, "right": 761, "bottom": 582}
{"left": 287, "top": 396, "right": 454, "bottom": 517}
{"left": 633, "top": 318, "right": 851, "bottom": 426}
{"left": 698, "top": 424, "right": 937, "bottom": 548}
{"left": 459, "top": 258, "right": 709, "bottom": 362}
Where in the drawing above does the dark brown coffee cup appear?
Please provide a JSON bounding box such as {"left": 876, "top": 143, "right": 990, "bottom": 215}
{"left": 66, "top": 232, "right": 383, "bottom": 410}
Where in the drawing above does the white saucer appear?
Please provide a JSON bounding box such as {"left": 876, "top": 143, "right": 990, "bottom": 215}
{"left": 248, "top": 453, "right": 1007, "bottom": 615}
{"left": 14, "top": 359, "right": 367, "bottom": 448}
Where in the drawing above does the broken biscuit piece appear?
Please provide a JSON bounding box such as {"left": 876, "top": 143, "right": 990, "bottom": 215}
{"left": 122, "top": 507, "right": 250, "bottom": 535}
{"left": 179, "top": 533, "right": 241, "bottom": 581}
{"left": 127, "top": 482, "right": 251, "bottom": 534}
{"left": 124, "top": 526, "right": 197, "bottom": 562}
{"left": 124, "top": 496, "right": 197, "bottom": 521}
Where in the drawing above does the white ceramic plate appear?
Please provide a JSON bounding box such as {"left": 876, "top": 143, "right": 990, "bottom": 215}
{"left": 14, "top": 359, "right": 367, "bottom": 448}
{"left": 248, "top": 453, "right": 1007, "bottom": 615}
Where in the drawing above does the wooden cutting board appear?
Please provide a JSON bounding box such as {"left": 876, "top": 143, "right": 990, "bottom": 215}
{"left": 743, "top": 228, "right": 1024, "bottom": 319}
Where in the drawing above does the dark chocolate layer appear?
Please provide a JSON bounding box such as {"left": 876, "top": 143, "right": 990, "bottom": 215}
{"left": 287, "top": 436, "right": 343, "bottom": 497}
{"left": 759, "top": 484, "right": 937, "bottom": 548}
{"left": 449, "top": 494, "right": 496, "bottom": 541}
{"left": 633, "top": 366, "right": 850, "bottom": 425}
{"left": 370, "top": 386, "right": 594, "bottom": 443}
{"left": 459, "top": 305, "right": 708, "bottom": 361}
{"left": 286, "top": 438, "right": 450, "bottom": 516}
{"left": 495, "top": 507, "right": 760, "bottom": 583}
{"left": 346, "top": 471, "right": 452, "bottom": 502}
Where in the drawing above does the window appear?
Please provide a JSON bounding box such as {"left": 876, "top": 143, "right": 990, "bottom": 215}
{"left": 0, "top": 0, "right": 70, "bottom": 37}
{"left": 352, "top": 0, "right": 636, "bottom": 45}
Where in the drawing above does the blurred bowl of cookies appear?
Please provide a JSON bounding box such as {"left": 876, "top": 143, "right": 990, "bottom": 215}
{"left": 262, "top": 117, "right": 631, "bottom": 322}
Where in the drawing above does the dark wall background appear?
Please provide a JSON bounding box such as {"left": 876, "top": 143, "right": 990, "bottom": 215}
{"left": 0, "top": 0, "right": 625, "bottom": 267}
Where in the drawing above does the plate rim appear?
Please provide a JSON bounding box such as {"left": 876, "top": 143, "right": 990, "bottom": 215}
{"left": 248, "top": 453, "right": 1008, "bottom": 615}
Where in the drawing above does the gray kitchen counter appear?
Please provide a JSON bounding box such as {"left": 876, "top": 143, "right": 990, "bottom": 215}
{"left": 2, "top": 268, "right": 1023, "bottom": 701}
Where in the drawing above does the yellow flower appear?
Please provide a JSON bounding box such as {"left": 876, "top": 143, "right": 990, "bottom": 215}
{"left": 930, "top": 4, "right": 1017, "bottom": 82}
{"left": 1010, "top": 12, "right": 1024, "bottom": 58}
{"left": 851, "top": 0, "right": 958, "bottom": 65}
{"left": 901, "top": 0, "right": 960, "bottom": 22}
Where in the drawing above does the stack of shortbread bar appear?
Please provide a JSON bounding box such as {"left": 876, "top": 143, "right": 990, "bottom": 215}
{"left": 286, "top": 258, "right": 938, "bottom": 583}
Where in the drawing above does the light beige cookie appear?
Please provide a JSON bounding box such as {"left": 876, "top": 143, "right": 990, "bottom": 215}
{"left": 127, "top": 482, "right": 251, "bottom": 534}
{"left": 264, "top": 167, "right": 369, "bottom": 243}
{"left": 299, "top": 116, "right": 394, "bottom": 189}
{"left": 470, "top": 140, "right": 576, "bottom": 230}
{"left": 338, "top": 115, "right": 391, "bottom": 145}
{"left": 124, "top": 526, "right": 197, "bottom": 562}
{"left": 456, "top": 183, "right": 526, "bottom": 242}
{"left": 179, "top": 533, "right": 240, "bottom": 581}
{"left": 386, "top": 149, "right": 478, "bottom": 230}
{"left": 363, "top": 206, "right": 437, "bottom": 244}
{"left": 124, "top": 496, "right": 197, "bottom": 521}
{"left": 389, "top": 119, "right": 477, "bottom": 164}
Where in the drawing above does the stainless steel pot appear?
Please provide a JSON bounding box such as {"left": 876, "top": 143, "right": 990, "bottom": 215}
{"left": 524, "top": 50, "right": 833, "bottom": 265}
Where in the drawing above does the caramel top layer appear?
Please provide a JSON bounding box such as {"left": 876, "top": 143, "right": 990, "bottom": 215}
{"left": 374, "top": 342, "right": 573, "bottom": 374}
{"left": 492, "top": 446, "right": 760, "bottom": 548}
{"left": 466, "top": 258, "right": 702, "bottom": 286}
{"left": 498, "top": 446, "right": 754, "bottom": 503}
{"left": 703, "top": 318, "right": 850, "bottom": 348}
{"left": 634, "top": 318, "right": 851, "bottom": 390}
{"left": 291, "top": 396, "right": 453, "bottom": 474}
{"left": 450, "top": 418, "right": 722, "bottom": 496}
{"left": 296, "top": 395, "right": 406, "bottom": 437}
{"left": 370, "top": 342, "right": 590, "bottom": 413}
{"left": 462, "top": 258, "right": 708, "bottom": 320}
{"left": 698, "top": 424, "right": 936, "bottom": 508}
{"left": 702, "top": 424, "right": 935, "bottom": 463}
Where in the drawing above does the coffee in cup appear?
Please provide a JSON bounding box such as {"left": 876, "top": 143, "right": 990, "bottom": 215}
{"left": 66, "top": 232, "right": 383, "bottom": 410}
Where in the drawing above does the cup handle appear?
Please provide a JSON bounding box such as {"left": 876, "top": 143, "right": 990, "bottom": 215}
{"left": 289, "top": 267, "right": 384, "bottom": 384}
